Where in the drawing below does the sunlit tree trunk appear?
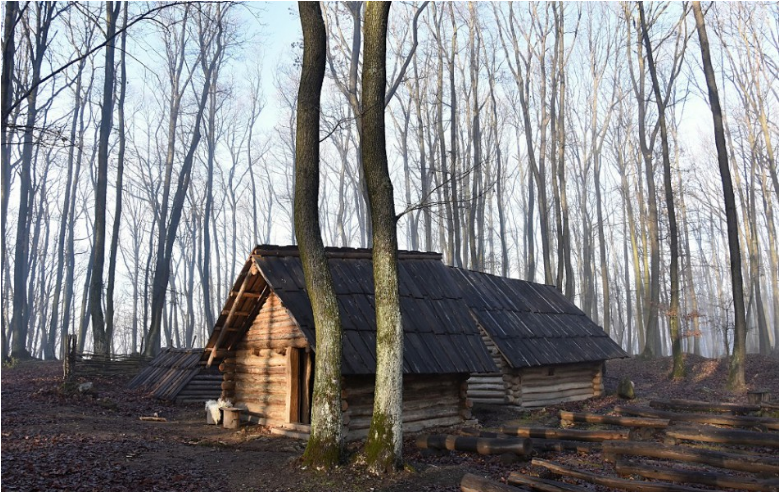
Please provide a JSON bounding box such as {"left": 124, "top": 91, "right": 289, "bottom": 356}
{"left": 296, "top": 1, "right": 344, "bottom": 470}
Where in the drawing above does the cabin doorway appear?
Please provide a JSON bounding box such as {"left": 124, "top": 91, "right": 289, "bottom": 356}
{"left": 286, "top": 347, "right": 314, "bottom": 425}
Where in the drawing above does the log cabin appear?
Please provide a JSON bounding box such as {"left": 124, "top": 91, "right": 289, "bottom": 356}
{"left": 450, "top": 268, "right": 627, "bottom": 407}
{"left": 201, "top": 245, "right": 497, "bottom": 441}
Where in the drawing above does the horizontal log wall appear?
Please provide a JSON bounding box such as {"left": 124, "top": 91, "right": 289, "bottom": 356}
{"left": 467, "top": 332, "right": 510, "bottom": 404}
{"left": 343, "top": 374, "right": 469, "bottom": 441}
{"left": 222, "top": 292, "right": 307, "bottom": 425}
{"left": 511, "top": 361, "right": 603, "bottom": 407}
{"left": 176, "top": 372, "right": 223, "bottom": 403}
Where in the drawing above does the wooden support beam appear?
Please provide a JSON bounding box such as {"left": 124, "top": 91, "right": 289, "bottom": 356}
{"left": 207, "top": 277, "right": 267, "bottom": 367}
{"left": 614, "top": 459, "right": 779, "bottom": 491}
{"left": 460, "top": 473, "right": 524, "bottom": 492}
{"left": 531, "top": 459, "right": 705, "bottom": 492}
{"left": 602, "top": 440, "right": 779, "bottom": 474}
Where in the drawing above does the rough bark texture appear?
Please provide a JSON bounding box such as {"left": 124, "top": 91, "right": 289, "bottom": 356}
{"left": 295, "top": 2, "right": 344, "bottom": 470}
{"left": 361, "top": 1, "right": 404, "bottom": 475}
{"left": 692, "top": 2, "right": 747, "bottom": 389}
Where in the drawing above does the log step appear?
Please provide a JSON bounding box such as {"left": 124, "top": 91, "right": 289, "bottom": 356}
{"left": 615, "top": 405, "right": 779, "bottom": 430}
{"left": 500, "top": 426, "right": 628, "bottom": 442}
{"left": 602, "top": 440, "right": 779, "bottom": 474}
{"left": 649, "top": 398, "right": 762, "bottom": 415}
{"left": 614, "top": 459, "right": 779, "bottom": 491}
{"left": 559, "top": 410, "right": 669, "bottom": 429}
{"left": 532, "top": 458, "right": 705, "bottom": 492}
{"left": 665, "top": 425, "right": 779, "bottom": 448}
{"left": 460, "top": 473, "right": 524, "bottom": 492}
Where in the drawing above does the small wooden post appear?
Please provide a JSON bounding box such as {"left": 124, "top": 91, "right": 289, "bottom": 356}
{"left": 285, "top": 347, "right": 301, "bottom": 424}
{"left": 63, "top": 335, "right": 77, "bottom": 380}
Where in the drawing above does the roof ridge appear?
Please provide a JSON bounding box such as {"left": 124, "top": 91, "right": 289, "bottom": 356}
{"left": 253, "top": 244, "right": 442, "bottom": 261}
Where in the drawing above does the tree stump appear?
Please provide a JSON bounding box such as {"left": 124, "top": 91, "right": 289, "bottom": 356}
{"left": 221, "top": 407, "right": 242, "bottom": 429}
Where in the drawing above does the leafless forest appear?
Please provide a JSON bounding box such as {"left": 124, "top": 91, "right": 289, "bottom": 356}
{"left": 1, "top": 2, "right": 778, "bottom": 363}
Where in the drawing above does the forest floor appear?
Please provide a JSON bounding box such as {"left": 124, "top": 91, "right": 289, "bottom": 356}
{"left": 1, "top": 353, "right": 778, "bottom": 491}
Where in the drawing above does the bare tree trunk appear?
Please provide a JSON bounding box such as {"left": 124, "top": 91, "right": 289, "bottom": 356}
{"left": 296, "top": 2, "right": 343, "bottom": 470}
{"left": 362, "top": 2, "right": 404, "bottom": 474}
{"left": 639, "top": 2, "right": 683, "bottom": 377}
{"left": 692, "top": 1, "right": 747, "bottom": 389}
{"left": 105, "top": 2, "right": 128, "bottom": 356}
{"left": 10, "top": 4, "right": 55, "bottom": 359}
{"left": 146, "top": 4, "right": 226, "bottom": 357}
{"left": 1, "top": 1, "right": 18, "bottom": 359}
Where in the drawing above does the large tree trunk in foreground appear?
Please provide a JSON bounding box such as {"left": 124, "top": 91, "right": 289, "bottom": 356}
{"left": 361, "top": 1, "right": 404, "bottom": 474}
{"left": 692, "top": 1, "right": 747, "bottom": 389}
{"left": 296, "top": 2, "right": 343, "bottom": 470}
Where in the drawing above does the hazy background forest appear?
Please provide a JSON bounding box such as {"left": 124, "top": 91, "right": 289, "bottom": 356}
{"left": 1, "top": 2, "right": 778, "bottom": 363}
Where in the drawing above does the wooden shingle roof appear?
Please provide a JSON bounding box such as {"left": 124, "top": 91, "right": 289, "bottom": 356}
{"left": 450, "top": 268, "right": 627, "bottom": 368}
{"left": 128, "top": 348, "right": 208, "bottom": 400}
{"left": 252, "top": 245, "right": 497, "bottom": 375}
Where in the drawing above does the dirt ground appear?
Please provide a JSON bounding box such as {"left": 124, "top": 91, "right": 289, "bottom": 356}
{"left": 1, "top": 353, "right": 778, "bottom": 491}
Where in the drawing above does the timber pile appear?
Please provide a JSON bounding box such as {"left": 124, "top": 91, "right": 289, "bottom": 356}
{"left": 469, "top": 400, "right": 780, "bottom": 492}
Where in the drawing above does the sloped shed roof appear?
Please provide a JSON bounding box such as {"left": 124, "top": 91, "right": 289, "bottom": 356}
{"left": 450, "top": 268, "right": 627, "bottom": 368}
{"left": 128, "top": 348, "right": 209, "bottom": 400}
{"left": 203, "top": 245, "right": 497, "bottom": 376}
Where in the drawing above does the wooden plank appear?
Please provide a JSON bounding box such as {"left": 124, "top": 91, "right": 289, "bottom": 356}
{"left": 602, "top": 440, "right": 779, "bottom": 474}
{"left": 532, "top": 459, "right": 705, "bottom": 492}
{"left": 286, "top": 346, "right": 301, "bottom": 424}
{"left": 614, "top": 459, "right": 778, "bottom": 491}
